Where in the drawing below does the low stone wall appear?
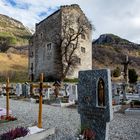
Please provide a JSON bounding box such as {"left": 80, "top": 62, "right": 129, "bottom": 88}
{"left": 125, "top": 108, "right": 140, "bottom": 115}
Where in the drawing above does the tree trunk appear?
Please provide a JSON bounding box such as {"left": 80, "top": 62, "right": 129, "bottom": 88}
{"left": 61, "top": 64, "right": 71, "bottom": 81}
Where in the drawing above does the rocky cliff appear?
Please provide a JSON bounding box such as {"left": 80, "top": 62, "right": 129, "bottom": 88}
{"left": 0, "top": 14, "right": 31, "bottom": 52}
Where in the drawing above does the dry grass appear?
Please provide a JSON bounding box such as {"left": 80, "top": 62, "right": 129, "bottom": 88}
{"left": 0, "top": 53, "right": 28, "bottom": 82}
{"left": 0, "top": 53, "right": 28, "bottom": 71}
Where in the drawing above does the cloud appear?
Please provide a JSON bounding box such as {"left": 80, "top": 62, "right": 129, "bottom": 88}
{"left": 0, "top": 0, "right": 140, "bottom": 43}
{"left": 3, "top": 0, "right": 31, "bottom": 9}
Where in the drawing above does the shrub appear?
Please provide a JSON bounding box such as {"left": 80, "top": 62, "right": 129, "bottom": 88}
{"left": 0, "top": 127, "right": 29, "bottom": 140}
{"left": 45, "top": 75, "right": 60, "bottom": 82}
{"left": 128, "top": 69, "right": 138, "bottom": 83}
{"left": 0, "top": 70, "right": 28, "bottom": 83}
{"left": 113, "top": 67, "right": 121, "bottom": 77}
{"left": 132, "top": 100, "right": 140, "bottom": 105}
{"left": 64, "top": 78, "right": 78, "bottom": 83}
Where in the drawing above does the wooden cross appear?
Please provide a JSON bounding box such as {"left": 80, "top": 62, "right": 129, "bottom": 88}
{"left": 31, "top": 73, "right": 51, "bottom": 128}
{"left": 3, "top": 77, "right": 13, "bottom": 117}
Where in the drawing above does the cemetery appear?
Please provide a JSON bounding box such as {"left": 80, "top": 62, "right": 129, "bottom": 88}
{"left": 0, "top": 69, "right": 140, "bottom": 140}
{"left": 0, "top": 3, "right": 140, "bottom": 140}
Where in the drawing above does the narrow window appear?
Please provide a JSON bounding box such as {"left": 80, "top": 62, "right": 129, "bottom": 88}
{"left": 30, "top": 52, "right": 33, "bottom": 57}
{"left": 77, "top": 58, "right": 81, "bottom": 64}
{"left": 81, "top": 33, "right": 86, "bottom": 39}
{"left": 30, "top": 63, "right": 34, "bottom": 82}
{"left": 47, "top": 43, "right": 51, "bottom": 50}
{"left": 40, "top": 33, "right": 43, "bottom": 38}
{"left": 81, "top": 47, "right": 85, "bottom": 53}
{"left": 69, "top": 28, "right": 74, "bottom": 34}
{"left": 31, "top": 63, "right": 33, "bottom": 71}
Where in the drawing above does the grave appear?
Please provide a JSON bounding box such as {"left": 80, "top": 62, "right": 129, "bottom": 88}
{"left": 137, "top": 83, "right": 140, "bottom": 100}
{"left": 44, "top": 88, "right": 51, "bottom": 100}
{"left": 31, "top": 73, "right": 51, "bottom": 128}
{"left": 15, "top": 83, "right": 22, "bottom": 97}
{"left": 68, "top": 84, "right": 78, "bottom": 102}
{"left": 125, "top": 108, "right": 140, "bottom": 115}
{"left": 0, "top": 108, "right": 12, "bottom": 117}
{"left": 78, "top": 69, "right": 113, "bottom": 140}
{"left": 22, "top": 82, "right": 30, "bottom": 97}
{"left": 112, "top": 83, "right": 117, "bottom": 98}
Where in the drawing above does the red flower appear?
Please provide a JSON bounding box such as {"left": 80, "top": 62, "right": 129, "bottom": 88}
{"left": 83, "top": 128, "right": 96, "bottom": 140}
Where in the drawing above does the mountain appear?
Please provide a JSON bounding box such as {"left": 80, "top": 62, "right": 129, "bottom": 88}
{"left": 0, "top": 14, "right": 31, "bottom": 82}
{"left": 92, "top": 34, "right": 140, "bottom": 75}
{"left": 0, "top": 14, "right": 32, "bottom": 52}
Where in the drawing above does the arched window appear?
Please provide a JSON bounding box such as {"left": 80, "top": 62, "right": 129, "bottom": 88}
{"left": 98, "top": 78, "right": 105, "bottom": 107}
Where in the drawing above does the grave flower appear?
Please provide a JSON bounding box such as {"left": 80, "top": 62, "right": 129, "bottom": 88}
{"left": 83, "top": 128, "right": 96, "bottom": 140}
{"left": 0, "top": 127, "right": 29, "bottom": 140}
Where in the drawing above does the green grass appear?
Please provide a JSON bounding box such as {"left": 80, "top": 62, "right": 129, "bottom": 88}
{"left": 64, "top": 78, "right": 78, "bottom": 83}
{"left": 0, "top": 32, "right": 12, "bottom": 37}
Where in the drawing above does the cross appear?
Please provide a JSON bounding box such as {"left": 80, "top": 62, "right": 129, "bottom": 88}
{"left": 3, "top": 77, "right": 13, "bottom": 117}
{"left": 121, "top": 55, "right": 131, "bottom": 84}
{"left": 53, "top": 81, "right": 61, "bottom": 98}
{"left": 31, "top": 73, "right": 51, "bottom": 128}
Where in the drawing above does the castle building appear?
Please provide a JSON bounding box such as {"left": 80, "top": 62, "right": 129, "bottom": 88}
{"left": 29, "top": 4, "right": 92, "bottom": 81}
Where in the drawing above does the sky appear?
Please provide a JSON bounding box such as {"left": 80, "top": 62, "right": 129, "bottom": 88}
{"left": 0, "top": 0, "right": 140, "bottom": 43}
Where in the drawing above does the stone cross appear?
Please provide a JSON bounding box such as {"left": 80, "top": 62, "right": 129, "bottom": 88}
{"left": 121, "top": 55, "right": 131, "bottom": 84}
{"left": 31, "top": 73, "right": 50, "bottom": 128}
{"left": 78, "top": 69, "right": 113, "bottom": 140}
{"left": 3, "top": 78, "right": 13, "bottom": 117}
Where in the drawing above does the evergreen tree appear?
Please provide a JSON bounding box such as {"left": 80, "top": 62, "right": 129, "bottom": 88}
{"left": 128, "top": 69, "right": 138, "bottom": 83}
{"left": 113, "top": 67, "right": 121, "bottom": 77}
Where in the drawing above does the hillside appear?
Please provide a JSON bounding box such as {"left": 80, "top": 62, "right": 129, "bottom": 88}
{"left": 0, "top": 53, "right": 28, "bottom": 82}
{"left": 0, "top": 13, "right": 140, "bottom": 81}
{"left": 92, "top": 34, "right": 140, "bottom": 75}
{"left": 0, "top": 14, "right": 31, "bottom": 52}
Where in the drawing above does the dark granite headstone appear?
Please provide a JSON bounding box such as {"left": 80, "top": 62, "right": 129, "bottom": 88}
{"left": 22, "top": 83, "right": 30, "bottom": 97}
{"left": 78, "top": 69, "right": 113, "bottom": 140}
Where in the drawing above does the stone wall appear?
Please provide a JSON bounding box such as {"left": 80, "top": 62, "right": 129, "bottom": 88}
{"left": 29, "top": 10, "right": 62, "bottom": 81}
{"left": 29, "top": 4, "right": 92, "bottom": 81}
{"left": 61, "top": 5, "right": 92, "bottom": 78}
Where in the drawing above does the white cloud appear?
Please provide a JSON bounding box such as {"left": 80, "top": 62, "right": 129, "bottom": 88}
{"left": 0, "top": 0, "right": 140, "bottom": 43}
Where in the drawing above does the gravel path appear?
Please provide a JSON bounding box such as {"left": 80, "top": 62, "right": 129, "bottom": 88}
{"left": 0, "top": 97, "right": 140, "bottom": 140}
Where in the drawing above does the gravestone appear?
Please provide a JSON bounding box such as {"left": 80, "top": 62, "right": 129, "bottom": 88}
{"left": 15, "top": 83, "right": 22, "bottom": 96}
{"left": 22, "top": 82, "right": 30, "bottom": 97}
{"left": 112, "top": 84, "right": 120, "bottom": 105}
{"left": 137, "top": 83, "right": 140, "bottom": 100}
{"left": 45, "top": 88, "right": 51, "bottom": 99}
{"left": 69, "top": 84, "right": 78, "bottom": 101}
{"left": 2, "top": 84, "right": 6, "bottom": 95}
{"left": 64, "top": 83, "right": 69, "bottom": 96}
{"left": 78, "top": 69, "right": 113, "bottom": 140}
{"left": 112, "top": 83, "right": 117, "bottom": 97}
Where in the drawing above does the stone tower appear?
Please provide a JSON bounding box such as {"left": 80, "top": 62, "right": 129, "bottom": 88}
{"left": 29, "top": 4, "right": 92, "bottom": 81}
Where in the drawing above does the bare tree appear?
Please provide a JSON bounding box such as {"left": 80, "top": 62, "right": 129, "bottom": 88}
{"left": 54, "top": 13, "right": 93, "bottom": 81}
